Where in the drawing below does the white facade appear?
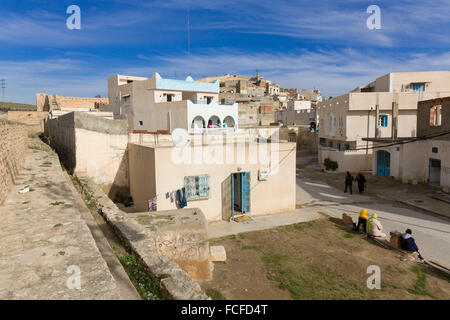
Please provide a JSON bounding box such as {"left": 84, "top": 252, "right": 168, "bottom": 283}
{"left": 287, "top": 100, "right": 312, "bottom": 111}
{"left": 108, "top": 73, "right": 239, "bottom": 134}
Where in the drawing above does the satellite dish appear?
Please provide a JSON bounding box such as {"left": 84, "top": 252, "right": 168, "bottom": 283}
{"left": 171, "top": 128, "right": 190, "bottom": 147}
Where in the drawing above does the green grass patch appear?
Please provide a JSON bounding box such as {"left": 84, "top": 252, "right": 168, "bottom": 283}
{"left": 40, "top": 161, "right": 52, "bottom": 167}
{"left": 57, "top": 251, "right": 65, "bottom": 256}
{"left": 261, "top": 251, "right": 370, "bottom": 299}
{"left": 53, "top": 223, "right": 63, "bottom": 228}
{"left": 50, "top": 201, "right": 65, "bottom": 206}
{"left": 408, "top": 266, "right": 436, "bottom": 299}
{"left": 343, "top": 232, "right": 355, "bottom": 238}
{"left": 22, "top": 201, "right": 30, "bottom": 205}
{"left": 118, "top": 254, "right": 164, "bottom": 300}
{"left": 206, "top": 288, "right": 225, "bottom": 300}
{"left": 241, "top": 245, "right": 263, "bottom": 251}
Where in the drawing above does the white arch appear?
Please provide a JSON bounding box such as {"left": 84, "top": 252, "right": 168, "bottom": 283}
{"left": 208, "top": 115, "right": 221, "bottom": 128}
{"left": 223, "top": 116, "right": 236, "bottom": 128}
{"left": 191, "top": 116, "right": 206, "bottom": 129}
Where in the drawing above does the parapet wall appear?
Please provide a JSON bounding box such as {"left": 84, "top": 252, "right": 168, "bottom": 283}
{"left": 36, "top": 93, "right": 109, "bottom": 111}
{"left": 0, "top": 120, "right": 28, "bottom": 205}
{"left": 8, "top": 111, "right": 49, "bottom": 135}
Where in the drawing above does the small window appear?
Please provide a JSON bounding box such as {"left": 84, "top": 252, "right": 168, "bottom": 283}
{"left": 378, "top": 115, "right": 388, "bottom": 127}
{"left": 337, "top": 143, "right": 341, "bottom": 151}
{"left": 164, "top": 94, "right": 175, "bottom": 102}
{"left": 205, "top": 96, "right": 213, "bottom": 104}
{"left": 430, "top": 105, "right": 442, "bottom": 126}
{"left": 124, "top": 96, "right": 130, "bottom": 105}
{"left": 432, "top": 147, "right": 438, "bottom": 154}
{"left": 139, "top": 121, "right": 143, "bottom": 126}
{"left": 319, "top": 138, "right": 326, "bottom": 146}
{"left": 338, "top": 117, "right": 343, "bottom": 128}
{"left": 184, "top": 175, "right": 210, "bottom": 201}
{"left": 412, "top": 83, "right": 425, "bottom": 92}
{"left": 328, "top": 141, "right": 333, "bottom": 148}
{"left": 344, "top": 144, "right": 350, "bottom": 151}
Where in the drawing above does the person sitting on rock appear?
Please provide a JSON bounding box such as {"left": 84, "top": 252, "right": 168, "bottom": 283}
{"left": 366, "top": 213, "right": 386, "bottom": 239}
{"left": 353, "top": 209, "right": 368, "bottom": 232}
{"left": 401, "top": 229, "right": 423, "bottom": 260}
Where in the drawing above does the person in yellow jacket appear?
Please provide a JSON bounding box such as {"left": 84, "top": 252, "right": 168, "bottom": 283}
{"left": 366, "top": 213, "right": 386, "bottom": 238}
{"left": 353, "top": 209, "right": 368, "bottom": 232}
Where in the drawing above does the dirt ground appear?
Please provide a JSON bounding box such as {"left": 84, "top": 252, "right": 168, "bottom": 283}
{"left": 201, "top": 217, "right": 450, "bottom": 300}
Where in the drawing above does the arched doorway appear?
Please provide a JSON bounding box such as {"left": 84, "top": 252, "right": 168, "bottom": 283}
{"left": 223, "top": 116, "right": 236, "bottom": 128}
{"left": 208, "top": 115, "right": 221, "bottom": 128}
{"left": 191, "top": 116, "right": 206, "bottom": 129}
{"left": 376, "top": 150, "right": 390, "bottom": 176}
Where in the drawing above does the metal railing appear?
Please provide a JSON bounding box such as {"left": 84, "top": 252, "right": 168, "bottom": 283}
{"left": 189, "top": 100, "right": 234, "bottom": 106}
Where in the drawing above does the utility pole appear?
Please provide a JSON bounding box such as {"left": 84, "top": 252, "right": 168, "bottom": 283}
{"left": 1, "top": 79, "right": 5, "bottom": 103}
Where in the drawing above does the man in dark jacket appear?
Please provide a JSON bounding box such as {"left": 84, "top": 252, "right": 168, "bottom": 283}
{"left": 401, "top": 229, "right": 423, "bottom": 260}
{"left": 344, "top": 172, "right": 354, "bottom": 195}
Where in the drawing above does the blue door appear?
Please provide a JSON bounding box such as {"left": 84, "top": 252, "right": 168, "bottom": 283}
{"left": 231, "top": 172, "right": 251, "bottom": 219}
{"left": 241, "top": 172, "right": 251, "bottom": 213}
{"left": 377, "top": 151, "right": 391, "bottom": 177}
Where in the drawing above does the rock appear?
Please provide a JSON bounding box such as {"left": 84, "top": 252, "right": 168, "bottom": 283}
{"left": 342, "top": 213, "right": 354, "bottom": 226}
{"left": 210, "top": 246, "right": 227, "bottom": 262}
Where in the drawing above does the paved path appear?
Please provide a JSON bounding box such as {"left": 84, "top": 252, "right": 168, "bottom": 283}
{"left": 0, "top": 140, "right": 121, "bottom": 299}
{"left": 296, "top": 172, "right": 450, "bottom": 268}
{"left": 208, "top": 209, "right": 320, "bottom": 239}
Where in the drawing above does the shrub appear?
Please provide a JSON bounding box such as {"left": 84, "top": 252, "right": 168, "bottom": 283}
{"left": 324, "top": 158, "right": 338, "bottom": 171}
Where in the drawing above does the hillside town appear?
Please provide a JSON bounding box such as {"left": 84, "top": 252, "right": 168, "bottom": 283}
{"left": 1, "top": 69, "right": 449, "bottom": 301}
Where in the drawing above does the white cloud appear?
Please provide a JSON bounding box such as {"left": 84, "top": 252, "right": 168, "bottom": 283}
{"left": 7, "top": 48, "right": 449, "bottom": 104}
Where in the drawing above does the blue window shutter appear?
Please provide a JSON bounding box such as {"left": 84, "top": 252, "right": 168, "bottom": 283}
{"left": 198, "top": 175, "right": 209, "bottom": 197}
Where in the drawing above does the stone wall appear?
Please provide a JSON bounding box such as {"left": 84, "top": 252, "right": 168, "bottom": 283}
{"left": 79, "top": 176, "right": 209, "bottom": 300}
{"left": 8, "top": 111, "right": 49, "bottom": 135}
{"left": 37, "top": 93, "right": 109, "bottom": 111}
{"left": 0, "top": 120, "right": 28, "bottom": 205}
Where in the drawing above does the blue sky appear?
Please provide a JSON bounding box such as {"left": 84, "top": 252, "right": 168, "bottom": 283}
{"left": 1, "top": 0, "right": 450, "bottom": 104}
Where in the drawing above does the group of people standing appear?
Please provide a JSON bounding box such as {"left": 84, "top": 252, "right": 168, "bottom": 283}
{"left": 344, "top": 172, "right": 367, "bottom": 195}
{"left": 352, "top": 209, "right": 423, "bottom": 259}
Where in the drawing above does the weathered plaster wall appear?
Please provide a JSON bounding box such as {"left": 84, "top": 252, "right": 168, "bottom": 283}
{"left": 129, "top": 141, "right": 297, "bottom": 222}
{"left": 45, "top": 112, "right": 129, "bottom": 196}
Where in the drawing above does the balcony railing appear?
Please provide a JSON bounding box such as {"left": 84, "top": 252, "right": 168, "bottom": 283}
{"left": 190, "top": 127, "right": 237, "bottom": 134}
{"left": 189, "top": 100, "right": 234, "bottom": 106}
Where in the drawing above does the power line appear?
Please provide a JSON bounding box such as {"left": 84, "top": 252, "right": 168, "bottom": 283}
{"left": 348, "top": 129, "right": 450, "bottom": 151}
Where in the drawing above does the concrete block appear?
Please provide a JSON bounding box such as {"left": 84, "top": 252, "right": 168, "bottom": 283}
{"left": 210, "top": 245, "right": 227, "bottom": 262}
{"left": 390, "top": 231, "right": 402, "bottom": 249}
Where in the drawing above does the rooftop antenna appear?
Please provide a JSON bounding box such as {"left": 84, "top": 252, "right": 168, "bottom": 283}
{"left": 1, "top": 79, "right": 5, "bottom": 103}
{"left": 187, "top": 0, "right": 191, "bottom": 58}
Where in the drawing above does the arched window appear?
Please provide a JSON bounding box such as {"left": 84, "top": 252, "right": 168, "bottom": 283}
{"left": 223, "top": 116, "right": 236, "bottom": 128}
{"left": 191, "top": 116, "right": 206, "bottom": 129}
{"left": 208, "top": 116, "right": 221, "bottom": 128}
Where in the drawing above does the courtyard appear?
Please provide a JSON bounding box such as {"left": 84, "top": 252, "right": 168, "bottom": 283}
{"left": 201, "top": 217, "right": 450, "bottom": 300}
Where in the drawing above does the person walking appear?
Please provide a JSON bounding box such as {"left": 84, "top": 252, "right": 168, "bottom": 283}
{"left": 344, "top": 172, "right": 354, "bottom": 195}
{"left": 355, "top": 173, "right": 367, "bottom": 194}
